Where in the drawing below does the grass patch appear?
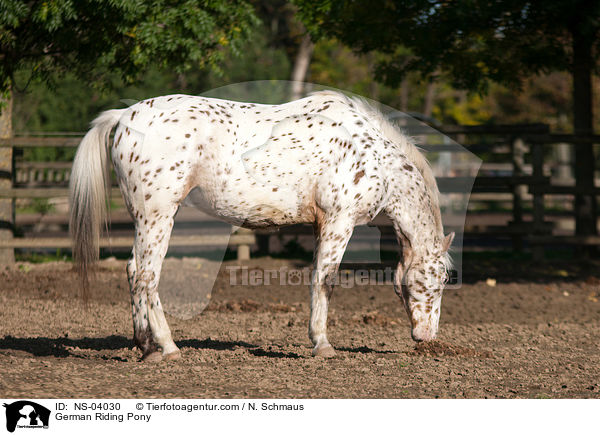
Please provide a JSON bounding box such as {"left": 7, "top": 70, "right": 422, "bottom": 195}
{"left": 16, "top": 249, "right": 70, "bottom": 263}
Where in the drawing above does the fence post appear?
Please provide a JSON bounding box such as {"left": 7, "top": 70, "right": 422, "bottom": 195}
{"left": 511, "top": 136, "right": 526, "bottom": 251}
{"left": 0, "top": 93, "right": 14, "bottom": 263}
{"left": 255, "top": 233, "right": 270, "bottom": 256}
{"left": 555, "top": 142, "right": 573, "bottom": 182}
{"left": 234, "top": 227, "right": 253, "bottom": 260}
{"left": 531, "top": 141, "right": 545, "bottom": 261}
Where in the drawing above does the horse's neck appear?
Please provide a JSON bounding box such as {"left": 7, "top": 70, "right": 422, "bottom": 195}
{"left": 385, "top": 191, "right": 442, "bottom": 259}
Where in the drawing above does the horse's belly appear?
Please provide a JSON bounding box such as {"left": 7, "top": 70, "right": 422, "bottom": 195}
{"left": 183, "top": 184, "right": 314, "bottom": 228}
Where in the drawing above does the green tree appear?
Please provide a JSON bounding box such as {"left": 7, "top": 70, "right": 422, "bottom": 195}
{"left": 1, "top": 0, "right": 258, "bottom": 93}
{"left": 295, "top": 0, "right": 600, "bottom": 237}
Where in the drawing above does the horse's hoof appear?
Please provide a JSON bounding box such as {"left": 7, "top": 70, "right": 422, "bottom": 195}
{"left": 312, "top": 345, "right": 336, "bottom": 358}
{"left": 141, "top": 351, "right": 163, "bottom": 363}
{"left": 164, "top": 350, "right": 181, "bottom": 361}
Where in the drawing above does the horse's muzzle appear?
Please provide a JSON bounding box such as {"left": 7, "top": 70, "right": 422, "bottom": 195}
{"left": 411, "top": 324, "right": 437, "bottom": 342}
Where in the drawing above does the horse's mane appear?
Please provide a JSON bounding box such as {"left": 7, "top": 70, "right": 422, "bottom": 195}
{"left": 343, "top": 94, "right": 444, "bottom": 238}
{"left": 347, "top": 94, "right": 453, "bottom": 268}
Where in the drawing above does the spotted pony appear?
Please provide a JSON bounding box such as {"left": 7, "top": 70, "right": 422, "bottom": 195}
{"left": 69, "top": 91, "right": 454, "bottom": 362}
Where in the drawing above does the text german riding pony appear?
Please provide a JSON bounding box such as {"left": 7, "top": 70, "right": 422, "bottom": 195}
{"left": 70, "top": 91, "right": 453, "bottom": 361}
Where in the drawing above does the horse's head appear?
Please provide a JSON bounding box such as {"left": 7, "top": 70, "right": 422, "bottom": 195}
{"left": 394, "top": 232, "right": 454, "bottom": 342}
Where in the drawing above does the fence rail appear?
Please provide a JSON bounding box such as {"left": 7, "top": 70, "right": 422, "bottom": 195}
{"left": 0, "top": 187, "right": 122, "bottom": 198}
{"left": 0, "top": 125, "right": 598, "bottom": 262}
{"left": 0, "top": 233, "right": 256, "bottom": 249}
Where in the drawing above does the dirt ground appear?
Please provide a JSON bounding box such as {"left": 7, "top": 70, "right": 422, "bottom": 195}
{"left": 1, "top": 256, "right": 599, "bottom": 399}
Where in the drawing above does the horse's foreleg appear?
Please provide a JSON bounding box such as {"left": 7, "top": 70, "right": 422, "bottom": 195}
{"left": 132, "top": 217, "right": 180, "bottom": 362}
{"left": 310, "top": 214, "right": 354, "bottom": 358}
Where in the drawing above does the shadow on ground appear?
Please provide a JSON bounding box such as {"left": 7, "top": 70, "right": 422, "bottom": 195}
{"left": 0, "top": 335, "right": 133, "bottom": 358}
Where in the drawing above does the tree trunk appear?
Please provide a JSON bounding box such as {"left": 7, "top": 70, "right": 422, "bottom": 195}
{"left": 176, "top": 73, "right": 188, "bottom": 91}
{"left": 422, "top": 79, "right": 436, "bottom": 118}
{"left": 572, "top": 31, "right": 598, "bottom": 237}
{"left": 367, "top": 53, "right": 379, "bottom": 100}
{"left": 0, "top": 86, "right": 14, "bottom": 262}
{"left": 290, "top": 34, "right": 314, "bottom": 101}
{"left": 400, "top": 79, "right": 409, "bottom": 112}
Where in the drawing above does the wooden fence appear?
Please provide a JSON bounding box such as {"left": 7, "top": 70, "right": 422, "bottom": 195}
{"left": 436, "top": 124, "right": 600, "bottom": 257}
{"left": 0, "top": 125, "right": 598, "bottom": 262}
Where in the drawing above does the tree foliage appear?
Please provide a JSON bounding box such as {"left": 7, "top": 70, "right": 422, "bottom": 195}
{"left": 294, "top": 0, "right": 600, "bottom": 91}
{"left": 0, "top": 0, "right": 259, "bottom": 92}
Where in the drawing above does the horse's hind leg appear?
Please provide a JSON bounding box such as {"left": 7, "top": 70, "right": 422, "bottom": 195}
{"left": 310, "top": 213, "right": 354, "bottom": 357}
{"left": 131, "top": 216, "right": 180, "bottom": 362}
{"left": 127, "top": 253, "right": 159, "bottom": 358}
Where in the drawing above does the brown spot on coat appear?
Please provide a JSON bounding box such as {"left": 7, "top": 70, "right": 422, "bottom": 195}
{"left": 353, "top": 170, "right": 365, "bottom": 184}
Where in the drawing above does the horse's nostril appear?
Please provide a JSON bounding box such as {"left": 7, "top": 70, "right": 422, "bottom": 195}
{"left": 412, "top": 326, "right": 436, "bottom": 342}
{"left": 411, "top": 330, "right": 425, "bottom": 342}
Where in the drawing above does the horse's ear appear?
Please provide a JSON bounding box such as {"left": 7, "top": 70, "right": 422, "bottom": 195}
{"left": 442, "top": 232, "right": 455, "bottom": 252}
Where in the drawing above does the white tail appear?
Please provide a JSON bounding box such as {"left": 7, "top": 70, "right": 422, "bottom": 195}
{"left": 69, "top": 109, "right": 125, "bottom": 300}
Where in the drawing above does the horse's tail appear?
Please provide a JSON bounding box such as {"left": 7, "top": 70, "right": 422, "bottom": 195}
{"left": 69, "top": 109, "right": 125, "bottom": 302}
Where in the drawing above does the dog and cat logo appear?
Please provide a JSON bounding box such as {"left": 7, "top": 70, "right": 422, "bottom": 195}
{"left": 3, "top": 401, "right": 50, "bottom": 432}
